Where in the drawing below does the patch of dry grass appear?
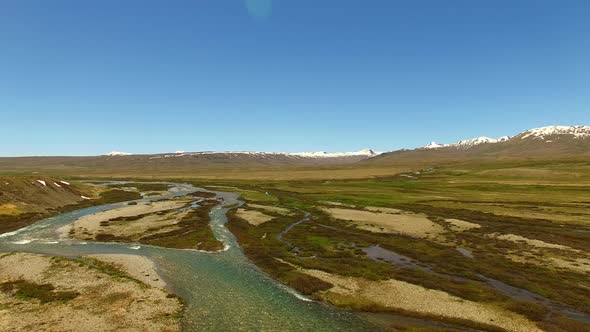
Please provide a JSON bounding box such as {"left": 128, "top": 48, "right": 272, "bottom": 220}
{"left": 234, "top": 208, "right": 274, "bottom": 226}
{"left": 488, "top": 233, "right": 573, "bottom": 250}
{"left": 443, "top": 218, "right": 481, "bottom": 232}
{"left": 321, "top": 207, "right": 445, "bottom": 239}
{"left": 507, "top": 252, "right": 590, "bottom": 274}
{"left": 365, "top": 206, "right": 403, "bottom": 214}
{"left": 246, "top": 204, "right": 292, "bottom": 215}
{"left": 301, "top": 268, "right": 542, "bottom": 332}
{"left": 0, "top": 204, "right": 20, "bottom": 215}
{"left": 428, "top": 201, "right": 590, "bottom": 225}
{"left": 319, "top": 201, "right": 356, "bottom": 207}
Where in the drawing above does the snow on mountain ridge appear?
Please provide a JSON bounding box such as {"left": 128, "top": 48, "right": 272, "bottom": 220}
{"left": 290, "top": 149, "right": 377, "bottom": 158}
{"left": 420, "top": 125, "right": 589, "bottom": 150}
{"left": 521, "top": 126, "right": 590, "bottom": 140}
{"left": 454, "top": 136, "right": 496, "bottom": 147}
{"left": 423, "top": 142, "right": 447, "bottom": 149}
{"left": 421, "top": 136, "right": 509, "bottom": 150}
{"left": 158, "top": 149, "right": 380, "bottom": 159}
{"left": 105, "top": 151, "right": 132, "bottom": 156}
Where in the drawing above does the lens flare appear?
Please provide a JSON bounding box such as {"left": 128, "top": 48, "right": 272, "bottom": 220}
{"left": 245, "top": 0, "right": 272, "bottom": 19}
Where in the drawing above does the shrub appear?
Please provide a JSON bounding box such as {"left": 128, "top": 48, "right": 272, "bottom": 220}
{"left": 0, "top": 280, "right": 79, "bottom": 303}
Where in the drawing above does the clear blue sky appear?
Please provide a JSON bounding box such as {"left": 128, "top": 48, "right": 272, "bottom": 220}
{"left": 1, "top": 0, "right": 589, "bottom": 156}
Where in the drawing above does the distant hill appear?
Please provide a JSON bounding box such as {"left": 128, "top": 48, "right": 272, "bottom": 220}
{"left": 366, "top": 125, "right": 590, "bottom": 165}
{"left": 1, "top": 126, "right": 588, "bottom": 178}
{"left": 0, "top": 149, "right": 380, "bottom": 175}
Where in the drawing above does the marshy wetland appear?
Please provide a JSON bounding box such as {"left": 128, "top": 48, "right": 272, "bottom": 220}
{"left": 0, "top": 182, "right": 375, "bottom": 331}
{"left": 1, "top": 160, "right": 590, "bottom": 331}
{"left": 203, "top": 161, "right": 590, "bottom": 331}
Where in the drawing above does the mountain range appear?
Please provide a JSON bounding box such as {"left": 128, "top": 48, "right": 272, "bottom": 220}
{"left": 0, "top": 126, "right": 588, "bottom": 174}
{"left": 105, "top": 125, "right": 590, "bottom": 163}
{"left": 367, "top": 125, "right": 590, "bottom": 165}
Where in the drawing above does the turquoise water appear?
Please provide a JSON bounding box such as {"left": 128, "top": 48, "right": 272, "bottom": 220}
{"left": 0, "top": 183, "right": 376, "bottom": 331}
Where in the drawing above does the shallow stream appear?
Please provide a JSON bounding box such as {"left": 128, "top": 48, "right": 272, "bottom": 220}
{"left": 0, "top": 182, "right": 375, "bottom": 331}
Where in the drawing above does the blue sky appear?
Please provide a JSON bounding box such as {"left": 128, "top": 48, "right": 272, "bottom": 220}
{"left": 1, "top": 0, "right": 589, "bottom": 156}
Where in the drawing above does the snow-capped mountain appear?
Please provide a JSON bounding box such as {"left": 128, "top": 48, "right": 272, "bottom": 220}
{"left": 286, "top": 149, "right": 378, "bottom": 158}
{"left": 128, "top": 149, "right": 379, "bottom": 159}
{"left": 519, "top": 125, "right": 590, "bottom": 140}
{"left": 453, "top": 136, "right": 510, "bottom": 148}
{"left": 105, "top": 151, "right": 132, "bottom": 156}
{"left": 422, "top": 136, "right": 510, "bottom": 150}
{"left": 95, "top": 125, "right": 590, "bottom": 167}
{"left": 369, "top": 124, "right": 590, "bottom": 165}
{"left": 423, "top": 142, "right": 447, "bottom": 149}
{"left": 3, "top": 125, "right": 588, "bottom": 171}
{"left": 420, "top": 125, "right": 590, "bottom": 151}
{"left": 96, "top": 149, "right": 381, "bottom": 167}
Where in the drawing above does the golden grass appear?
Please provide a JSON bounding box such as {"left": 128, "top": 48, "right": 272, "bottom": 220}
{"left": 302, "top": 268, "right": 542, "bottom": 332}
{"left": 29, "top": 165, "right": 412, "bottom": 181}
{"left": 428, "top": 201, "right": 590, "bottom": 225}
{"left": 321, "top": 207, "right": 445, "bottom": 238}
{"left": 507, "top": 252, "right": 590, "bottom": 274}
{"left": 0, "top": 204, "right": 21, "bottom": 215}
{"left": 234, "top": 209, "right": 274, "bottom": 226}
{"left": 365, "top": 206, "right": 403, "bottom": 214}
{"left": 488, "top": 233, "right": 573, "bottom": 251}
{"left": 547, "top": 256, "right": 590, "bottom": 274}
{"left": 246, "top": 204, "right": 292, "bottom": 215}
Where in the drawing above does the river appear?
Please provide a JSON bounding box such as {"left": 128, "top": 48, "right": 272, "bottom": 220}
{"left": 0, "top": 182, "right": 376, "bottom": 331}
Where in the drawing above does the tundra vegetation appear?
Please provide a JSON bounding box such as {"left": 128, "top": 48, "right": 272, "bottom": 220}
{"left": 192, "top": 160, "right": 590, "bottom": 332}
{"left": 1, "top": 159, "right": 590, "bottom": 331}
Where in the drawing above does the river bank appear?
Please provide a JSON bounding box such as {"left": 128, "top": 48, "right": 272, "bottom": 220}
{"left": 0, "top": 181, "right": 375, "bottom": 331}
{"left": 0, "top": 252, "right": 182, "bottom": 332}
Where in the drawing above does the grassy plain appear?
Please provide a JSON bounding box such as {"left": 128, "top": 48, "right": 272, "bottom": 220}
{"left": 193, "top": 160, "right": 590, "bottom": 331}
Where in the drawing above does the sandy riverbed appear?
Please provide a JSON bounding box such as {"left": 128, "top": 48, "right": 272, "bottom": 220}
{"left": 86, "top": 253, "right": 167, "bottom": 289}
{"left": 59, "top": 199, "right": 192, "bottom": 241}
{"left": 301, "top": 268, "right": 542, "bottom": 332}
{"left": 0, "top": 252, "right": 182, "bottom": 332}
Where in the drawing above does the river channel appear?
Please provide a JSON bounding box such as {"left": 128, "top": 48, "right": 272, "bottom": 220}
{"left": 0, "top": 182, "right": 375, "bottom": 331}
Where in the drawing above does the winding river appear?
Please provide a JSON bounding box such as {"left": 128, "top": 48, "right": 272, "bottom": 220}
{"left": 0, "top": 183, "right": 375, "bottom": 331}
